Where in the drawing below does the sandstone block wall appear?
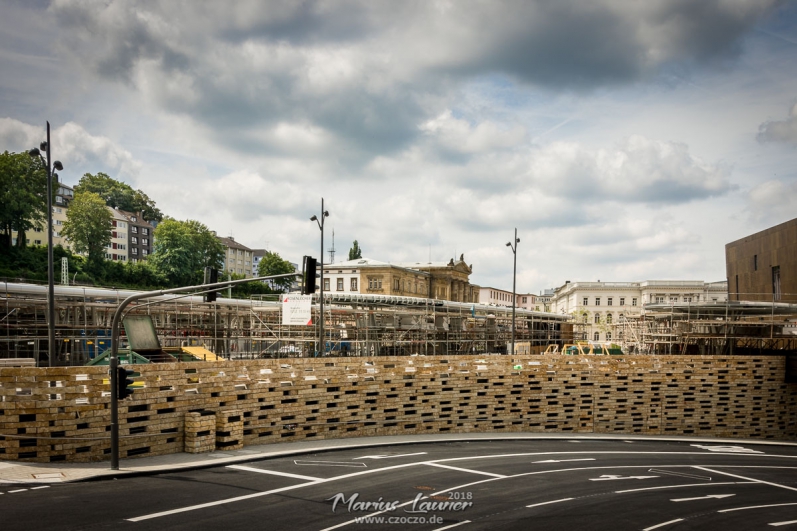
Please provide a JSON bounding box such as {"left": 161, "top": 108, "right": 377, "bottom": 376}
{"left": 1, "top": 355, "right": 795, "bottom": 463}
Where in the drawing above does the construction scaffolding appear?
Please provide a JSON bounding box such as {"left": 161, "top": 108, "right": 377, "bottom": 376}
{"left": 614, "top": 301, "right": 797, "bottom": 355}
{"left": 0, "top": 282, "right": 573, "bottom": 366}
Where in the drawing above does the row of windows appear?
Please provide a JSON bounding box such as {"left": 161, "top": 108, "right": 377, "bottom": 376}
{"left": 324, "top": 278, "right": 360, "bottom": 291}
{"left": 583, "top": 296, "right": 637, "bottom": 307}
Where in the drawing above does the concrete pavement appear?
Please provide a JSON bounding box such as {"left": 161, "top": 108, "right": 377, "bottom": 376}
{"left": 2, "top": 433, "right": 796, "bottom": 485}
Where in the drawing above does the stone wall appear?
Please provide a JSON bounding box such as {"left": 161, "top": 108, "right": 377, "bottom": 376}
{"left": 1, "top": 355, "right": 795, "bottom": 463}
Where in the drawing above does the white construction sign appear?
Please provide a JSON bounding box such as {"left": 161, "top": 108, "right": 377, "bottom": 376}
{"left": 282, "top": 295, "right": 313, "bottom": 326}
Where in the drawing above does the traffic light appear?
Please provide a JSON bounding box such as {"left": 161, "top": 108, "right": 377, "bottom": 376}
{"left": 302, "top": 256, "right": 317, "bottom": 294}
{"left": 117, "top": 366, "right": 136, "bottom": 400}
{"left": 204, "top": 267, "right": 218, "bottom": 303}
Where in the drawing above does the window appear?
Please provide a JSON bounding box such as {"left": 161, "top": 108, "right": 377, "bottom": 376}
{"left": 131, "top": 226, "right": 138, "bottom": 233}
{"left": 606, "top": 332, "right": 612, "bottom": 340}
{"left": 595, "top": 297, "right": 600, "bottom": 306}
{"left": 118, "top": 222, "right": 126, "bottom": 229}
{"left": 142, "top": 228, "right": 148, "bottom": 235}
{"left": 337, "top": 278, "right": 343, "bottom": 291}
{"left": 131, "top": 236, "right": 138, "bottom": 244}
{"left": 54, "top": 207, "right": 62, "bottom": 213}
{"left": 606, "top": 314, "right": 612, "bottom": 323}
{"left": 670, "top": 296, "right": 678, "bottom": 303}
{"left": 522, "top": 297, "right": 527, "bottom": 303}
{"left": 378, "top": 279, "right": 382, "bottom": 289}
{"left": 34, "top": 239, "right": 41, "bottom": 245}
{"left": 118, "top": 244, "right": 126, "bottom": 250}
{"left": 607, "top": 297, "right": 612, "bottom": 306}
{"left": 142, "top": 238, "right": 148, "bottom": 246}
{"left": 582, "top": 313, "right": 588, "bottom": 323}
{"left": 583, "top": 297, "right": 588, "bottom": 306}
{"left": 655, "top": 296, "right": 665, "bottom": 304}
{"left": 773, "top": 265, "right": 781, "bottom": 301}
{"left": 142, "top": 249, "right": 148, "bottom": 256}
{"left": 394, "top": 279, "right": 400, "bottom": 290}
{"left": 594, "top": 332, "right": 600, "bottom": 341}
{"left": 684, "top": 296, "right": 692, "bottom": 303}
{"left": 323, "top": 278, "right": 330, "bottom": 291}
{"left": 594, "top": 314, "right": 600, "bottom": 324}
{"left": 132, "top": 247, "right": 138, "bottom": 255}
{"left": 351, "top": 278, "right": 358, "bottom": 291}
{"left": 754, "top": 254, "right": 758, "bottom": 271}
{"left": 632, "top": 298, "right": 637, "bottom": 306}
{"left": 619, "top": 297, "right": 625, "bottom": 306}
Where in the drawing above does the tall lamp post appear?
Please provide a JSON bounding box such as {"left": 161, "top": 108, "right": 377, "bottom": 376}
{"left": 29, "top": 121, "right": 64, "bottom": 367}
{"left": 506, "top": 228, "right": 519, "bottom": 356}
{"left": 310, "top": 199, "right": 329, "bottom": 356}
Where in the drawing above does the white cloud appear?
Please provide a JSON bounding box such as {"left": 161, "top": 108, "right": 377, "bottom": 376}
{"left": 748, "top": 179, "right": 797, "bottom": 225}
{"left": 757, "top": 102, "right": 797, "bottom": 145}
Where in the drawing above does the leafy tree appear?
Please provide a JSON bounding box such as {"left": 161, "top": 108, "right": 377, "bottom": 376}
{"left": 348, "top": 240, "right": 362, "bottom": 260}
{"left": 74, "top": 172, "right": 163, "bottom": 222}
{"left": 149, "top": 219, "right": 224, "bottom": 286}
{"left": 257, "top": 251, "right": 296, "bottom": 292}
{"left": 61, "top": 191, "right": 113, "bottom": 267}
{"left": 0, "top": 151, "right": 48, "bottom": 249}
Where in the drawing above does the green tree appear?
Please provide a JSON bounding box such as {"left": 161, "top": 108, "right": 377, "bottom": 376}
{"left": 149, "top": 219, "right": 224, "bottom": 286}
{"left": 348, "top": 240, "right": 362, "bottom": 260}
{"left": 74, "top": 172, "right": 163, "bottom": 222}
{"left": 61, "top": 191, "right": 113, "bottom": 267}
{"left": 0, "top": 151, "right": 48, "bottom": 249}
{"left": 257, "top": 251, "right": 296, "bottom": 292}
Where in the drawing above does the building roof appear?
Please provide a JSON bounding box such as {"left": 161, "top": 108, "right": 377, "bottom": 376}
{"left": 323, "top": 258, "right": 430, "bottom": 276}
{"left": 218, "top": 236, "right": 253, "bottom": 251}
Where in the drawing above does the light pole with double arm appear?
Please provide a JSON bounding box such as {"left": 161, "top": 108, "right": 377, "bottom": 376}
{"left": 506, "top": 228, "right": 519, "bottom": 355}
{"left": 29, "top": 121, "right": 64, "bottom": 367}
{"left": 310, "top": 199, "right": 329, "bottom": 356}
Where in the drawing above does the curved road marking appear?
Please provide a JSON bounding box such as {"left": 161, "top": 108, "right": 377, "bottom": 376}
{"left": 432, "top": 521, "right": 471, "bottom": 530}
{"left": 719, "top": 502, "right": 797, "bottom": 513}
{"left": 426, "top": 463, "right": 506, "bottom": 478}
{"left": 227, "top": 464, "right": 322, "bottom": 481}
{"left": 643, "top": 518, "right": 684, "bottom": 530}
{"left": 693, "top": 466, "right": 797, "bottom": 492}
{"left": 616, "top": 482, "right": 752, "bottom": 494}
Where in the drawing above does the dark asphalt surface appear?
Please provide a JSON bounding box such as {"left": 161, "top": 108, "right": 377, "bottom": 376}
{"left": 2, "top": 439, "right": 797, "bottom": 530}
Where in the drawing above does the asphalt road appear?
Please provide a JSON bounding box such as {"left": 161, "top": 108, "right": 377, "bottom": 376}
{"left": 2, "top": 438, "right": 797, "bottom": 530}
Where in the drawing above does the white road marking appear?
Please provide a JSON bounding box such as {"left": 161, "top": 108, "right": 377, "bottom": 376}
{"left": 643, "top": 518, "right": 684, "bottom": 530}
{"left": 425, "top": 462, "right": 506, "bottom": 478}
{"left": 355, "top": 452, "right": 428, "bottom": 459}
{"left": 616, "top": 482, "right": 752, "bottom": 494}
{"left": 693, "top": 466, "right": 797, "bottom": 493}
{"left": 226, "top": 464, "right": 321, "bottom": 481}
{"left": 648, "top": 468, "right": 710, "bottom": 480}
{"left": 8, "top": 489, "right": 27, "bottom": 493}
{"left": 526, "top": 497, "right": 574, "bottom": 508}
{"left": 30, "top": 486, "right": 50, "bottom": 490}
{"left": 432, "top": 521, "right": 471, "bottom": 530}
{"left": 590, "top": 474, "right": 658, "bottom": 481}
{"left": 671, "top": 494, "right": 735, "bottom": 502}
{"left": 691, "top": 445, "right": 764, "bottom": 454}
{"left": 127, "top": 482, "right": 323, "bottom": 522}
{"left": 769, "top": 520, "right": 797, "bottom": 527}
{"left": 719, "top": 502, "right": 797, "bottom": 513}
{"left": 533, "top": 459, "right": 595, "bottom": 463}
{"left": 294, "top": 460, "right": 367, "bottom": 468}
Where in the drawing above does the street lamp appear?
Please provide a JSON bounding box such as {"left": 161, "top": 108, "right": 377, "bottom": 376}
{"left": 29, "top": 121, "right": 64, "bottom": 367}
{"left": 506, "top": 228, "right": 519, "bottom": 356}
{"left": 310, "top": 198, "right": 330, "bottom": 356}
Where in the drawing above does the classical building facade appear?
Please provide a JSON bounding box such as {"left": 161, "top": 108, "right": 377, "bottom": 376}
{"left": 726, "top": 217, "right": 796, "bottom": 303}
{"left": 320, "top": 255, "right": 479, "bottom": 302}
{"left": 551, "top": 280, "right": 728, "bottom": 343}
{"left": 478, "top": 287, "right": 537, "bottom": 310}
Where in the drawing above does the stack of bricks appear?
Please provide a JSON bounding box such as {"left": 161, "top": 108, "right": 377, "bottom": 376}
{"left": 1, "top": 355, "right": 795, "bottom": 463}
{"left": 215, "top": 410, "right": 243, "bottom": 450}
{"left": 184, "top": 411, "right": 216, "bottom": 453}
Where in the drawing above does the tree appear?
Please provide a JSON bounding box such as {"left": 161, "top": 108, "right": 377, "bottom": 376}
{"left": 348, "top": 240, "right": 363, "bottom": 260}
{"left": 61, "top": 192, "right": 113, "bottom": 267}
{"left": 257, "top": 251, "right": 296, "bottom": 292}
{"left": 0, "top": 151, "right": 48, "bottom": 249}
{"left": 149, "top": 219, "right": 224, "bottom": 286}
{"left": 74, "top": 172, "right": 163, "bottom": 222}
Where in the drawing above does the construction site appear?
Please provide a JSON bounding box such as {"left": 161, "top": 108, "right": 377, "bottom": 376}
{"left": 0, "top": 281, "right": 573, "bottom": 366}
{"left": 2, "top": 282, "right": 796, "bottom": 366}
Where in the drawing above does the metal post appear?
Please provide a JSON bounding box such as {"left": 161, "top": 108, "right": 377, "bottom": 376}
{"left": 507, "top": 228, "right": 519, "bottom": 356}
{"left": 45, "top": 122, "right": 55, "bottom": 367}
{"left": 320, "top": 198, "right": 325, "bottom": 356}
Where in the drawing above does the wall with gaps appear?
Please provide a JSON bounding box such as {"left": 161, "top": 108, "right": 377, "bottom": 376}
{"left": 1, "top": 355, "right": 795, "bottom": 462}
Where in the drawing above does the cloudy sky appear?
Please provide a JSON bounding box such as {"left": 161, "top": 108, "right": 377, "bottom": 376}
{"left": 1, "top": 0, "right": 795, "bottom": 294}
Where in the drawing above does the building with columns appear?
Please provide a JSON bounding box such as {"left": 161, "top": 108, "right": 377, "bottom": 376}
{"left": 320, "top": 255, "right": 479, "bottom": 302}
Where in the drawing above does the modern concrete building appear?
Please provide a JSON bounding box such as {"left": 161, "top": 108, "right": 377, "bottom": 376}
{"left": 726, "top": 217, "right": 797, "bottom": 303}
{"left": 105, "top": 208, "right": 129, "bottom": 262}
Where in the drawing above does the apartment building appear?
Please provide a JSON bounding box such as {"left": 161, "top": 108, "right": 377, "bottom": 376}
{"left": 117, "top": 209, "right": 155, "bottom": 262}
{"left": 105, "top": 208, "right": 129, "bottom": 262}
{"left": 218, "top": 236, "right": 255, "bottom": 278}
